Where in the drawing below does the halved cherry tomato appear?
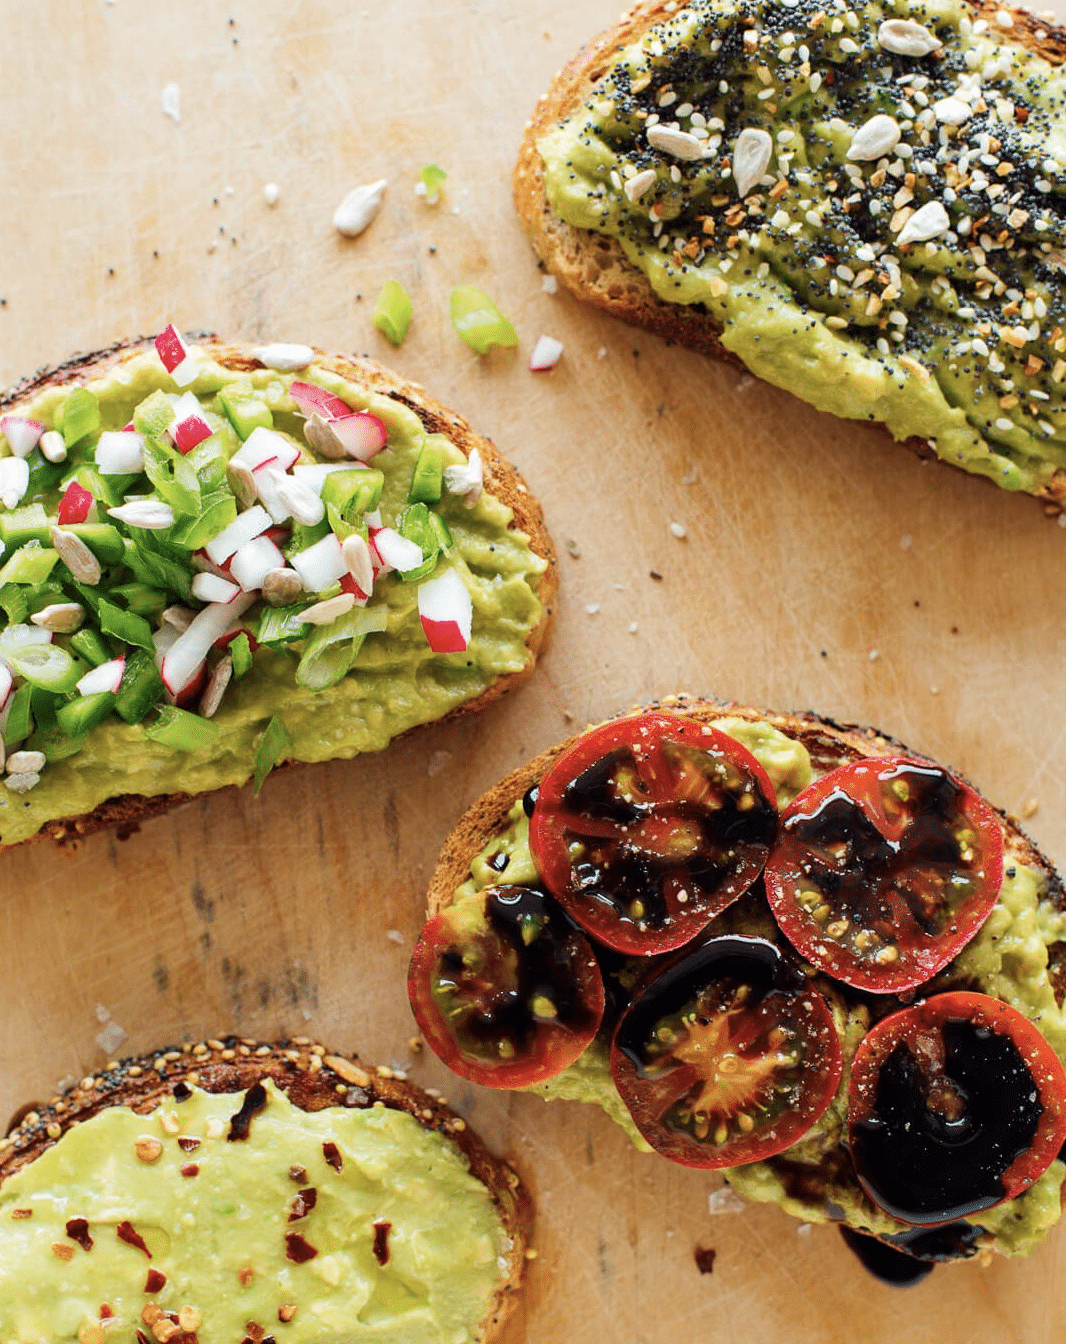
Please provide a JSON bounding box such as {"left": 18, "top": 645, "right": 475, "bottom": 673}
{"left": 529, "top": 713, "right": 779, "bottom": 956}
{"left": 407, "top": 885, "right": 605, "bottom": 1089}
{"left": 611, "top": 935, "right": 842, "bottom": 1168}
{"left": 763, "top": 756, "right": 1003, "bottom": 993}
{"left": 848, "top": 991, "right": 1066, "bottom": 1226}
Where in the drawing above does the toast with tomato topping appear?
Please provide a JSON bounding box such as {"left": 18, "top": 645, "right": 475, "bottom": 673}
{"left": 416, "top": 696, "right": 1066, "bottom": 1270}
{"left": 0, "top": 1038, "right": 531, "bottom": 1342}
{"left": 0, "top": 335, "right": 556, "bottom": 850}
{"left": 515, "top": 0, "right": 1066, "bottom": 508}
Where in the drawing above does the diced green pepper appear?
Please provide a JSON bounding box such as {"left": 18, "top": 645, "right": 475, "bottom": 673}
{"left": 65, "top": 523, "right": 125, "bottom": 566}
{"left": 29, "top": 686, "right": 59, "bottom": 732}
{"left": 121, "top": 537, "right": 195, "bottom": 605}
{"left": 6, "top": 642, "right": 81, "bottom": 692}
{"left": 4, "top": 683, "right": 33, "bottom": 742}
{"left": 0, "top": 544, "right": 60, "bottom": 587}
{"left": 253, "top": 714, "right": 293, "bottom": 795}
{"left": 115, "top": 648, "right": 165, "bottom": 724}
{"left": 24, "top": 725, "right": 87, "bottom": 762}
{"left": 70, "top": 627, "right": 112, "bottom": 668}
{"left": 24, "top": 448, "right": 65, "bottom": 499}
{"left": 63, "top": 465, "right": 139, "bottom": 510}
{"left": 187, "top": 432, "right": 230, "bottom": 490}
{"left": 61, "top": 388, "right": 101, "bottom": 446}
{"left": 408, "top": 442, "right": 443, "bottom": 504}
{"left": 132, "top": 389, "right": 175, "bottom": 439}
{"left": 110, "top": 582, "right": 167, "bottom": 616}
{"left": 144, "top": 706, "right": 220, "bottom": 752}
{"left": 285, "top": 519, "right": 332, "bottom": 556}
{"left": 218, "top": 385, "right": 273, "bottom": 440}
{"left": 0, "top": 504, "right": 50, "bottom": 549}
{"left": 97, "top": 598, "right": 155, "bottom": 652}
{"left": 171, "top": 491, "right": 237, "bottom": 551}
{"left": 321, "top": 468, "right": 384, "bottom": 520}
{"left": 0, "top": 583, "right": 28, "bottom": 626}
{"left": 372, "top": 280, "right": 413, "bottom": 347}
{"left": 57, "top": 691, "right": 117, "bottom": 737}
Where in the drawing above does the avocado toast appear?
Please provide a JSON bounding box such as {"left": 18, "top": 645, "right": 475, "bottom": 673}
{"left": 0, "top": 1038, "right": 531, "bottom": 1342}
{"left": 410, "top": 696, "right": 1066, "bottom": 1268}
{"left": 0, "top": 335, "right": 556, "bottom": 849}
{"left": 516, "top": 0, "right": 1066, "bottom": 504}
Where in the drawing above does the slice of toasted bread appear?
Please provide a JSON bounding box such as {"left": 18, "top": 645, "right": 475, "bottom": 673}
{"left": 0, "top": 336, "right": 557, "bottom": 850}
{"left": 0, "top": 1038, "right": 531, "bottom": 1342}
{"left": 514, "top": 0, "right": 1066, "bottom": 507}
{"left": 423, "top": 694, "right": 1066, "bottom": 1264}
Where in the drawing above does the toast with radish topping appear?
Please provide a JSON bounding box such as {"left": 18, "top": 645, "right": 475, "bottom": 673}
{"left": 0, "top": 334, "right": 555, "bottom": 849}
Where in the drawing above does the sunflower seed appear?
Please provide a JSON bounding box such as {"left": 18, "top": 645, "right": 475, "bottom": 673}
{"left": 646, "top": 124, "right": 706, "bottom": 161}
{"left": 302, "top": 593, "right": 356, "bottom": 625}
{"left": 49, "top": 526, "right": 102, "bottom": 584}
{"left": 333, "top": 179, "right": 387, "bottom": 237}
{"left": 303, "top": 413, "right": 347, "bottom": 460}
{"left": 847, "top": 114, "right": 902, "bottom": 161}
{"left": 108, "top": 500, "right": 176, "bottom": 530}
{"left": 878, "top": 19, "right": 942, "bottom": 56}
{"left": 226, "top": 459, "right": 258, "bottom": 509}
{"left": 199, "top": 654, "right": 232, "bottom": 719}
{"left": 30, "top": 602, "right": 85, "bottom": 634}
{"left": 39, "top": 430, "right": 67, "bottom": 463}
{"left": 162, "top": 605, "right": 196, "bottom": 631}
{"left": 341, "top": 533, "right": 374, "bottom": 595}
{"left": 276, "top": 476, "right": 325, "bottom": 526}
{"left": 896, "top": 200, "right": 951, "bottom": 245}
{"left": 623, "top": 168, "right": 658, "bottom": 203}
{"left": 732, "top": 128, "right": 773, "bottom": 196}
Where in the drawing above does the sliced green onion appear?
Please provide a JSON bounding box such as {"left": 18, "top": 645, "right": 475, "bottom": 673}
{"left": 294, "top": 605, "right": 387, "bottom": 692}
{"left": 187, "top": 432, "right": 230, "bottom": 490}
{"left": 121, "top": 537, "right": 195, "bottom": 605}
{"left": 57, "top": 691, "right": 116, "bottom": 737}
{"left": 396, "top": 503, "right": 442, "bottom": 583}
{"left": 0, "top": 583, "right": 28, "bottom": 626}
{"left": 253, "top": 714, "right": 293, "bottom": 795}
{"left": 132, "top": 389, "right": 176, "bottom": 439}
{"left": 0, "top": 544, "right": 59, "bottom": 587}
{"left": 372, "top": 280, "right": 413, "bottom": 346}
{"left": 110, "top": 582, "right": 167, "bottom": 616}
{"left": 256, "top": 604, "right": 311, "bottom": 647}
{"left": 115, "top": 648, "right": 165, "bottom": 724}
{"left": 418, "top": 163, "right": 448, "bottom": 202}
{"left": 449, "top": 286, "right": 519, "bottom": 355}
{"left": 144, "top": 705, "right": 219, "bottom": 752}
{"left": 218, "top": 385, "right": 273, "bottom": 440}
{"left": 143, "top": 436, "right": 201, "bottom": 518}
{"left": 229, "top": 632, "right": 253, "bottom": 679}
{"left": 61, "top": 388, "right": 101, "bottom": 446}
{"left": 29, "top": 687, "right": 60, "bottom": 732}
{"left": 70, "top": 627, "right": 112, "bottom": 668}
{"left": 24, "top": 448, "right": 64, "bottom": 498}
{"left": 97, "top": 598, "right": 155, "bottom": 652}
{"left": 408, "top": 442, "right": 443, "bottom": 504}
{"left": 285, "top": 518, "right": 332, "bottom": 556}
{"left": 4, "top": 683, "right": 33, "bottom": 743}
{"left": 66, "top": 523, "right": 125, "bottom": 566}
{"left": 24, "top": 725, "right": 87, "bottom": 762}
{"left": 7, "top": 642, "right": 82, "bottom": 692}
{"left": 171, "top": 491, "right": 237, "bottom": 552}
{"left": 25, "top": 582, "right": 67, "bottom": 616}
{"left": 0, "top": 503, "right": 50, "bottom": 549}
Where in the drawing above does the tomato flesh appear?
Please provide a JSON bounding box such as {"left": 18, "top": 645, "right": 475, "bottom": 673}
{"left": 611, "top": 935, "right": 842, "bottom": 1168}
{"left": 764, "top": 756, "right": 1003, "bottom": 992}
{"left": 407, "top": 884, "right": 605, "bottom": 1089}
{"left": 530, "top": 713, "right": 779, "bottom": 955}
{"left": 848, "top": 991, "right": 1066, "bottom": 1225}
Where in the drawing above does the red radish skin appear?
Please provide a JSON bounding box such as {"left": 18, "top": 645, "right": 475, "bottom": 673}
{"left": 417, "top": 570, "right": 473, "bottom": 653}
{"left": 155, "top": 324, "right": 188, "bottom": 373}
{"left": 172, "top": 415, "right": 213, "bottom": 453}
{"left": 329, "top": 412, "right": 388, "bottom": 461}
{"left": 0, "top": 416, "right": 45, "bottom": 458}
{"left": 420, "top": 617, "right": 467, "bottom": 653}
{"left": 57, "top": 482, "right": 94, "bottom": 525}
{"left": 289, "top": 381, "right": 351, "bottom": 421}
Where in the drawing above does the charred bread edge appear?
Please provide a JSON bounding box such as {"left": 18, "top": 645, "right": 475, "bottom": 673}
{"left": 0, "top": 1037, "right": 531, "bottom": 1343}
{"left": 513, "top": 0, "right": 1066, "bottom": 511}
{"left": 0, "top": 334, "right": 559, "bottom": 852}
{"left": 424, "top": 693, "right": 1066, "bottom": 1251}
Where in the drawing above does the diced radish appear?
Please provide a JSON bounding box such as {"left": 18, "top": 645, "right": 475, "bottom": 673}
{"left": 341, "top": 533, "right": 374, "bottom": 596}
{"left": 96, "top": 430, "right": 145, "bottom": 474}
{"left": 161, "top": 593, "right": 255, "bottom": 696}
{"left": 0, "top": 458, "right": 30, "bottom": 510}
{"left": 338, "top": 572, "right": 369, "bottom": 604}
{"left": 0, "top": 416, "right": 45, "bottom": 459}
{"left": 529, "top": 335, "right": 564, "bottom": 371}
{"left": 232, "top": 427, "right": 301, "bottom": 475}
{"left": 289, "top": 380, "right": 351, "bottom": 421}
{"left": 253, "top": 465, "right": 292, "bottom": 524}
{"left": 192, "top": 550, "right": 232, "bottom": 579}
{"left": 229, "top": 534, "right": 286, "bottom": 591}
{"left": 289, "top": 533, "right": 347, "bottom": 592}
{"left": 76, "top": 657, "right": 126, "bottom": 696}
{"left": 276, "top": 476, "right": 324, "bottom": 526}
{"left": 292, "top": 462, "right": 368, "bottom": 495}
{"left": 372, "top": 526, "right": 423, "bottom": 574}
{"left": 328, "top": 412, "right": 388, "bottom": 462}
{"left": 57, "top": 481, "right": 94, "bottom": 525}
{"left": 155, "top": 324, "right": 188, "bottom": 373}
{"left": 191, "top": 572, "right": 241, "bottom": 604}
{"left": 0, "top": 664, "right": 12, "bottom": 706}
{"left": 203, "top": 503, "right": 272, "bottom": 565}
{"left": 172, "top": 414, "right": 213, "bottom": 453}
{"left": 170, "top": 661, "right": 209, "bottom": 708}
{"left": 418, "top": 569, "right": 472, "bottom": 653}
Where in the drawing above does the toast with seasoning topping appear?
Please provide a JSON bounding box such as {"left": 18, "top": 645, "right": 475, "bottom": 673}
{"left": 0, "top": 1038, "right": 531, "bottom": 1342}
{"left": 515, "top": 0, "right": 1066, "bottom": 508}
{"left": 0, "top": 334, "right": 556, "bottom": 850}
{"left": 416, "top": 695, "right": 1066, "bottom": 1273}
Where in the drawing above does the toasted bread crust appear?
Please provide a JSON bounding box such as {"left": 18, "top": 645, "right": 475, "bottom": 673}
{"left": 0, "top": 1038, "right": 531, "bottom": 1342}
{"left": 514, "top": 0, "right": 1066, "bottom": 509}
{"left": 0, "top": 336, "right": 558, "bottom": 851}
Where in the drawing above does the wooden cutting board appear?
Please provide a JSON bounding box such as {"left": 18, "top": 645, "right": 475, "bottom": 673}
{"left": 2, "top": 2, "right": 1066, "bottom": 1339}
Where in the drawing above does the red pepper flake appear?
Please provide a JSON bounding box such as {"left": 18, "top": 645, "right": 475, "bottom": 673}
{"left": 65, "top": 1218, "right": 94, "bottom": 1252}
{"left": 244, "top": 1325, "right": 266, "bottom": 1344}
{"left": 100, "top": 1306, "right": 114, "bottom": 1321}
{"left": 180, "top": 1163, "right": 200, "bottom": 1178}
{"left": 117, "top": 1221, "right": 152, "bottom": 1258}
{"left": 322, "top": 1142, "right": 343, "bottom": 1172}
{"left": 11, "top": 1208, "right": 32, "bottom": 1220}
{"left": 284, "top": 1232, "right": 318, "bottom": 1264}
{"left": 144, "top": 1268, "right": 168, "bottom": 1294}
{"left": 372, "top": 1221, "right": 392, "bottom": 1266}
{"left": 177, "top": 1137, "right": 202, "bottom": 1152}
{"left": 228, "top": 1083, "right": 268, "bottom": 1142}
{"left": 288, "top": 1188, "right": 318, "bottom": 1222}
{"left": 238, "top": 1266, "right": 255, "bottom": 1287}
{"left": 694, "top": 1245, "right": 717, "bottom": 1275}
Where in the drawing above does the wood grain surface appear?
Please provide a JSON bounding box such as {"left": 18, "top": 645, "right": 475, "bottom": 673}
{"left": 3, "top": 2, "right": 1066, "bottom": 1341}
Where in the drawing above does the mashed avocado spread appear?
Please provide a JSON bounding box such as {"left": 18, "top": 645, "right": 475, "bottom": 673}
{"left": 0, "top": 1081, "right": 508, "bottom": 1343}
{"left": 456, "top": 717, "right": 1066, "bottom": 1256}
{"left": 0, "top": 345, "right": 546, "bottom": 846}
{"left": 541, "top": 0, "right": 1066, "bottom": 492}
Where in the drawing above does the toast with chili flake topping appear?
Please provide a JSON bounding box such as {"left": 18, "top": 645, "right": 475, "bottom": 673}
{"left": 515, "top": 0, "right": 1066, "bottom": 509}
{"left": 0, "top": 335, "right": 556, "bottom": 851}
{"left": 420, "top": 695, "right": 1066, "bottom": 1270}
{"left": 0, "top": 1039, "right": 530, "bottom": 1342}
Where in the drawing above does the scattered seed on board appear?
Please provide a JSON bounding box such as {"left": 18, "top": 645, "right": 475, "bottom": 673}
{"left": 253, "top": 343, "right": 313, "bottom": 372}
{"left": 333, "top": 180, "right": 388, "bottom": 237}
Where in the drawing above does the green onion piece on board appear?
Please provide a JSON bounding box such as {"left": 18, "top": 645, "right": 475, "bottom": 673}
{"left": 6, "top": 643, "right": 82, "bottom": 693}
{"left": 372, "top": 280, "right": 413, "bottom": 347}
{"left": 419, "top": 163, "right": 448, "bottom": 202}
{"left": 449, "top": 286, "right": 519, "bottom": 355}
{"left": 144, "top": 706, "right": 220, "bottom": 752}
{"left": 253, "top": 714, "right": 293, "bottom": 795}
{"left": 56, "top": 691, "right": 117, "bottom": 738}
{"left": 229, "top": 632, "right": 253, "bottom": 679}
